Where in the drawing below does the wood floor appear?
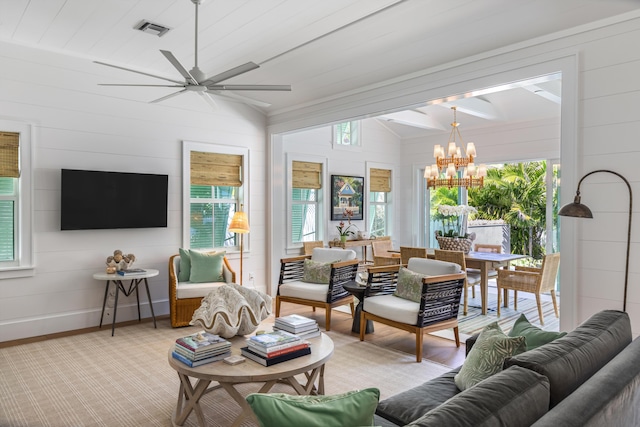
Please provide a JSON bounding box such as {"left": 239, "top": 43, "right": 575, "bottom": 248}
{"left": 277, "top": 301, "right": 467, "bottom": 368}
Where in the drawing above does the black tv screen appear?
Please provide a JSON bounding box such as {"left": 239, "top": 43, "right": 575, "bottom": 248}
{"left": 61, "top": 169, "right": 168, "bottom": 230}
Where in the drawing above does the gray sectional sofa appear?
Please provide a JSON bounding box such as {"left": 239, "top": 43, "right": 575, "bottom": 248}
{"left": 373, "top": 310, "right": 640, "bottom": 426}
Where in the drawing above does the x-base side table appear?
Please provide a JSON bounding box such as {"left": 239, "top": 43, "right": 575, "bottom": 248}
{"left": 93, "top": 268, "right": 159, "bottom": 336}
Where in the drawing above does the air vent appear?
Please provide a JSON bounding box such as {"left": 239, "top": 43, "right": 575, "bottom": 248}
{"left": 134, "top": 20, "right": 171, "bottom": 37}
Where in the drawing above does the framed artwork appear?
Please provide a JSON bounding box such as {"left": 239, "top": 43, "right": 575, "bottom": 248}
{"left": 331, "top": 175, "right": 364, "bottom": 220}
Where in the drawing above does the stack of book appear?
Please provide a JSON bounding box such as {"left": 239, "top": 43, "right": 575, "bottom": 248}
{"left": 172, "top": 331, "right": 232, "bottom": 367}
{"left": 273, "top": 314, "right": 320, "bottom": 340}
{"left": 241, "top": 330, "right": 311, "bottom": 366}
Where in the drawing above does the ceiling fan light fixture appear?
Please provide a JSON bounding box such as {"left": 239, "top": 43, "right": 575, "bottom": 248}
{"left": 134, "top": 20, "right": 171, "bottom": 37}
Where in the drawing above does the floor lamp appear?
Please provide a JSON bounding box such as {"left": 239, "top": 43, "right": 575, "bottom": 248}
{"left": 558, "top": 170, "right": 632, "bottom": 311}
{"left": 229, "top": 205, "right": 250, "bottom": 286}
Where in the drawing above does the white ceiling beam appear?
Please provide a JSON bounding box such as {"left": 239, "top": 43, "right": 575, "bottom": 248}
{"left": 522, "top": 84, "right": 561, "bottom": 104}
{"left": 378, "top": 110, "right": 446, "bottom": 130}
{"left": 439, "top": 97, "right": 501, "bottom": 121}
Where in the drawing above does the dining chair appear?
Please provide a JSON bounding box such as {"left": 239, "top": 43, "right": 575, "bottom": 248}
{"left": 371, "top": 239, "right": 400, "bottom": 266}
{"left": 303, "top": 240, "right": 324, "bottom": 255}
{"left": 275, "top": 248, "right": 359, "bottom": 331}
{"left": 434, "top": 249, "right": 481, "bottom": 315}
{"left": 399, "top": 246, "right": 427, "bottom": 265}
{"left": 360, "top": 258, "right": 466, "bottom": 362}
{"left": 496, "top": 253, "right": 560, "bottom": 325}
{"left": 467, "top": 243, "right": 502, "bottom": 288}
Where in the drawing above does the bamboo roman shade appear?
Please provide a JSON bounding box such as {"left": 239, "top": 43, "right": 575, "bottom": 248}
{"left": 190, "top": 151, "right": 242, "bottom": 187}
{"left": 370, "top": 168, "right": 391, "bottom": 192}
{"left": 292, "top": 161, "right": 322, "bottom": 189}
{"left": 0, "top": 132, "right": 19, "bottom": 178}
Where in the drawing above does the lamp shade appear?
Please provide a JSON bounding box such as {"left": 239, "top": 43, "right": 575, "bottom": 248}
{"left": 229, "top": 211, "right": 250, "bottom": 233}
{"left": 558, "top": 198, "right": 594, "bottom": 218}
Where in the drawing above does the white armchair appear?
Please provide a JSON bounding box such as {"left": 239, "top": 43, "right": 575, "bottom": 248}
{"left": 275, "top": 248, "right": 359, "bottom": 331}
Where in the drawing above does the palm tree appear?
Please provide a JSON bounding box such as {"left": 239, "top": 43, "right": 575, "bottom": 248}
{"left": 469, "top": 161, "right": 548, "bottom": 259}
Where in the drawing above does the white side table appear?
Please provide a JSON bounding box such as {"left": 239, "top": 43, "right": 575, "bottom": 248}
{"left": 93, "top": 268, "right": 159, "bottom": 336}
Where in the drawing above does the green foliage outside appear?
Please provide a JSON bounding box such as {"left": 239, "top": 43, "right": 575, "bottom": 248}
{"left": 468, "top": 161, "right": 551, "bottom": 260}
{"left": 430, "top": 161, "right": 554, "bottom": 261}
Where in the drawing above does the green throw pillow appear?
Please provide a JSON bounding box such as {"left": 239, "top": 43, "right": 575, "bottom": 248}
{"left": 246, "top": 388, "right": 380, "bottom": 427}
{"left": 508, "top": 314, "right": 567, "bottom": 351}
{"left": 178, "top": 248, "right": 191, "bottom": 282}
{"left": 454, "top": 322, "right": 526, "bottom": 391}
{"left": 302, "top": 259, "right": 332, "bottom": 284}
{"left": 188, "top": 250, "right": 226, "bottom": 283}
{"left": 394, "top": 267, "right": 426, "bottom": 303}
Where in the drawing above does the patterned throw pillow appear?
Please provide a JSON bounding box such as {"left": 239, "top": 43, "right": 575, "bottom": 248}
{"left": 302, "top": 259, "right": 332, "bottom": 284}
{"left": 454, "top": 322, "right": 526, "bottom": 391}
{"left": 394, "top": 267, "right": 427, "bottom": 303}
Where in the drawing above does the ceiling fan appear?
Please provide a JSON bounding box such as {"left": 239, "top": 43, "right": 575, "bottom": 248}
{"left": 94, "top": 0, "right": 291, "bottom": 109}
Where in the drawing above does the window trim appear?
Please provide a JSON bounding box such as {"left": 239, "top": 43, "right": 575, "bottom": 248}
{"left": 286, "top": 153, "right": 326, "bottom": 251}
{"left": 182, "top": 141, "right": 248, "bottom": 253}
{"left": 366, "top": 162, "right": 393, "bottom": 238}
{"left": 332, "top": 121, "right": 362, "bottom": 152}
{"left": 0, "top": 119, "right": 34, "bottom": 279}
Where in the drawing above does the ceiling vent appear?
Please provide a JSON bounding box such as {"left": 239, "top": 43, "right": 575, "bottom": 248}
{"left": 134, "top": 20, "right": 171, "bottom": 37}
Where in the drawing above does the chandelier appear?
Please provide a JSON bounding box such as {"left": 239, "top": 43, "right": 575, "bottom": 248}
{"left": 424, "top": 106, "right": 487, "bottom": 189}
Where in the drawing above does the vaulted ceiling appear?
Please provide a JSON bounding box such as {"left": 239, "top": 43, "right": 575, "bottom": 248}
{"left": 2, "top": 0, "right": 639, "bottom": 136}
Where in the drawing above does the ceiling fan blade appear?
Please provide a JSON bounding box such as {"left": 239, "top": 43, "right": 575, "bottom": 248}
{"left": 208, "top": 90, "right": 271, "bottom": 108}
{"left": 150, "top": 89, "right": 188, "bottom": 104}
{"left": 160, "top": 50, "right": 197, "bottom": 84}
{"left": 201, "top": 62, "right": 260, "bottom": 86}
{"left": 94, "top": 61, "right": 185, "bottom": 85}
{"left": 206, "top": 84, "right": 291, "bottom": 91}
{"left": 198, "top": 92, "right": 218, "bottom": 111}
{"left": 98, "top": 84, "right": 185, "bottom": 88}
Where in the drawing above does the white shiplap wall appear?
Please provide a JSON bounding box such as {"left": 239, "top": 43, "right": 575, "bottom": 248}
{"left": 0, "top": 41, "right": 268, "bottom": 342}
{"left": 268, "top": 12, "right": 640, "bottom": 335}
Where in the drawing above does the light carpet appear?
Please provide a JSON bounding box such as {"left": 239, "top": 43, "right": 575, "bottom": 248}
{"left": 0, "top": 319, "right": 451, "bottom": 427}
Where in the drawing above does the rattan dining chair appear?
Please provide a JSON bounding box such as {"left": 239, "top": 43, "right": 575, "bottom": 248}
{"left": 434, "top": 249, "right": 481, "bottom": 315}
{"left": 371, "top": 239, "right": 400, "bottom": 266}
{"left": 496, "top": 253, "right": 560, "bottom": 325}
{"left": 399, "top": 246, "right": 427, "bottom": 265}
{"left": 303, "top": 240, "right": 324, "bottom": 255}
{"left": 468, "top": 243, "right": 502, "bottom": 291}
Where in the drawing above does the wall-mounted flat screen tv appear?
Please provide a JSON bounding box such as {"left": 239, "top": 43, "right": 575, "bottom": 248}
{"left": 61, "top": 169, "right": 168, "bottom": 230}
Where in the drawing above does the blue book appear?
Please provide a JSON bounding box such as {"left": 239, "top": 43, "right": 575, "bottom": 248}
{"left": 171, "top": 350, "right": 231, "bottom": 367}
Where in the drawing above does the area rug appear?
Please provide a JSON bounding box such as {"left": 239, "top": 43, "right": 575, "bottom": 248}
{"left": 0, "top": 319, "right": 451, "bottom": 427}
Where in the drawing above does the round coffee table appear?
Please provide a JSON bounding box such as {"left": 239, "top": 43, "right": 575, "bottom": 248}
{"left": 168, "top": 332, "right": 334, "bottom": 427}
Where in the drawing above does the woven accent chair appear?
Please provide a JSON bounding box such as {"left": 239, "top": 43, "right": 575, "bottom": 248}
{"left": 360, "top": 258, "right": 466, "bottom": 362}
{"left": 399, "top": 246, "right": 428, "bottom": 265}
{"left": 168, "top": 254, "right": 236, "bottom": 327}
{"left": 303, "top": 240, "right": 324, "bottom": 255}
{"left": 434, "top": 249, "right": 481, "bottom": 315}
{"left": 474, "top": 243, "right": 503, "bottom": 253}
{"left": 275, "top": 248, "right": 359, "bottom": 331}
{"left": 496, "top": 253, "right": 560, "bottom": 325}
{"left": 371, "top": 239, "right": 400, "bottom": 266}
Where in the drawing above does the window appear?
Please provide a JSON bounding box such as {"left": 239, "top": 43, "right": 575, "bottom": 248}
{"left": 0, "top": 123, "right": 33, "bottom": 278}
{"left": 333, "top": 121, "right": 360, "bottom": 147}
{"left": 290, "top": 159, "right": 323, "bottom": 246}
{"left": 369, "top": 167, "right": 391, "bottom": 237}
{"left": 183, "top": 142, "right": 247, "bottom": 251}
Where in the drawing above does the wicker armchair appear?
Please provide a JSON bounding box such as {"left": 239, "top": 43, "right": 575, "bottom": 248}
{"left": 275, "top": 248, "right": 359, "bottom": 331}
{"left": 168, "top": 253, "right": 236, "bottom": 327}
{"left": 496, "top": 253, "right": 560, "bottom": 325}
{"left": 434, "top": 249, "right": 481, "bottom": 315}
{"left": 371, "top": 239, "right": 400, "bottom": 266}
{"left": 399, "top": 246, "right": 427, "bottom": 265}
{"left": 360, "top": 258, "right": 466, "bottom": 362}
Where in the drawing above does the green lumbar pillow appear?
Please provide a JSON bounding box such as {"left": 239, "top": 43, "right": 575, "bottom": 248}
{"left": 394, "top": 266, "right": 427, "bottom": 303}
{"left": 508, "top": 314, "right": 567, "bottom": 351}
{"left": 178, "top": 248, "right": 191, "bottom": 282}
{"left": 188, "top": 250, "right": 226, "bottom": 283}
{"left": 302, "top": 259, "right": 332, "bottom": 284}
{"left": 455, "top": 322, "right": 526, "bottom": 391}
{"left": 246, "top": 388, "right": 380, "bottom": 427}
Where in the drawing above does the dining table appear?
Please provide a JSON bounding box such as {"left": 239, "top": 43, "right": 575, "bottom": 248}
{"left": 390, "top": 248, "right": 527, "bottom": 315}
